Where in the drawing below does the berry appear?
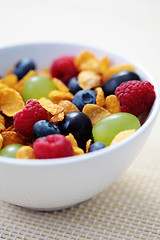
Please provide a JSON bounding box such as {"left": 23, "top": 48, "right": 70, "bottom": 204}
{"left": 50, "top": 56, "right": 78, "bottom": 84}
{"left": 68, "top": 77, "right": 81, "bottom": 94}
{"left": 72, "top": 90, "right": 96, "bottom": 111}
{"left": 89, "top": 142, "right": 105, "bottom": 152}
{"left": 115, "top": 80, "right": 155, "bottom": 116}
{"left": 33, "top": 120, "right": 60, "bottom": 139}
{"left": 13, "top": 100, "right": 49, "bottom": 138}
{"left": 22, "top": 76, "right": 57, "bottom": 102}
{"left": 13, "top": 58, "right": 36, "bottom": 80}
{"left": 0, "top": 144, "right": 23, "bottom": 158}
{"left": 33, "top": 134, "right": 73, "bottom": 159}
{"left": 102, "top": 71, "right": 141, "bottom": 96}
{"left": 58, "top": 111, "right": 92, "bottom": 150}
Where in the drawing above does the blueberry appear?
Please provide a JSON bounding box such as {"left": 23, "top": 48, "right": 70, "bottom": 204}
{"left": 102, "top": 71, "right": 141, "bottom": 96}
{"left": 58, "top": 111, "right": 92, "bottom": 150}
{"left": 13, "top": 57, "right": 36, "bottom": 80}
{"left": 68, "top": 77, "right": 81, "bottom": 94}
{"left": 89, "top": 142, "right": 105, "bottom": 152}
{"left": 33, "top": 120, "right": 60, "bottom": 139}
{"left": 72, "top": 90, "right": 97, "bottom": 111}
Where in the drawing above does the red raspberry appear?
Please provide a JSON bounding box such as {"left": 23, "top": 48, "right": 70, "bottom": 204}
{"left": 50, "top": 56, "right": 78, "bottom": 84}
{"left": 33, "top": 134, "right": 73, "bottom": 159}
{"left": 115, "top": 80, "right": 155, "bottom": 116}
{"left": 13, "top": 100, "right": 49, "bottom": 138}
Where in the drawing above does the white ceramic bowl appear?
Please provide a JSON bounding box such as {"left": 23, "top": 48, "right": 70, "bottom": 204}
{"left": 0, "top": 42, "right": 159, "bottom": 210}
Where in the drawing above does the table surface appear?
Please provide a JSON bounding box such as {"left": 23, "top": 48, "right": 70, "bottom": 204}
{"left": 0, "top": 0, "right": 160, "bottom": 239}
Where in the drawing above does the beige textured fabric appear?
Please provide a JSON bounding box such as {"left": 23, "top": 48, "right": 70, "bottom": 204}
{"left": 0, "top": 132, "right": 160, "bottom": 239}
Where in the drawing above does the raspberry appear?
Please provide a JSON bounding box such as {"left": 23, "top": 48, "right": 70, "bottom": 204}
{"left": 33, "top": 134, "right": 73, "bottom": 159}
{"left": 50, "top": 56, "right": 78, "bottom": 84}
{"left": 115, "top": 80, "right": 155, "bottom": 116}
{"left": 13, "top": 99, "right": 49, "bottom": 138}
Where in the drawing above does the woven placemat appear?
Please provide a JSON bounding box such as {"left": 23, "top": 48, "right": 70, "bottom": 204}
{"left": 0, "top": 119, "right": 160, "bottom": 240}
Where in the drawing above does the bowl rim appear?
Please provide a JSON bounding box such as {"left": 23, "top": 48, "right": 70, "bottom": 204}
{"left": 0, "top": 41, "right": 159, "bottom": 166}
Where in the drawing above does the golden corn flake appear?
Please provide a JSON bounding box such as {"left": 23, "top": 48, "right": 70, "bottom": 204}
{"left": 0, "top": 83, "right": 9, "bottom": 90}
{"left": 58, "top": 100, "right": 79, "bottom": 115}
{"left": 50, "top": 112, "right": 64, "bottom": 124}
{"left": 78, "top": 70, "right": 101, "bottom": 90}
{"left": 48, "top": 90, "right": 73, "bottom": 104}
{"left": 52, "top": 78, "right": 69, "bottom": 93}
{"left": 0, "top": 134, "right": 3, "bottom": 150}
{"left": 0, "top": 123, "right": 5, "bottom": 132}
{"left": 102, "top": 64, "right": 135, "bottom": 83}
{"left": 73, "top": 146, "right": 84, "bottom": 155}
{"left": 99, "top": 57, "right": 110, "bottom": 75}
{"left": 66, "top": 133, "right": 84, "bottom": 155}
{"left": 110, "top": 129, "right": 136, "bottom": 145}
{"left": 86, "top": 139, "right": 92, "bottom": 153}
{"left": 38, "top": 67, "right": 51, "bottom": 78}
{"left": 0, "top": 114, "right": 5, "bottom": 126}
{"left": 82, "top": 104, "right": 110, "bottom": 126}
{"left": 14, "top": 70, "right": 36, "bottom": 93}
{"left": 66, "top": 133, "right": 78, "bottom": 147}
{"left": 1, "top": 131, "right": 26, "bottom": 147}
{"left": 105, "top": 95, "right": 121, "bottom": 113}
{"left": 16, "top": 146, "right": 35, "bottom": 159}
{"left": 38, "top": 97, "right": 64, "bottom": 115}
{"left": 0, "top": 88, "right": 25, "bottom": 117}
{"left": 75, "top": 51, "right": 99, "bottom": 72}
{"left": 0, "top": 73, "right": 18, "bottom": 88}
{"left": 94, "top": 87, "right": 105, "bottom": 107}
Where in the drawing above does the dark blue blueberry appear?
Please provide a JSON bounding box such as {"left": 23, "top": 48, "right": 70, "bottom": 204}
{"left": 89, "top": 142, "right": 105, "bottom": 152}
{"left": 13, "top": 58, "right": 36, "bottom": 80}
{"left": 102, "top": 71, "right": 141, "bottom": 96}
{"left": 68, "top": 77, "right": 82, "bottom": 94}
{"left": 58, "top": 111, "right": 92, "bottom": 150}
{"left": 33, "top": 120, "right": 60, "bottom": 139}
{"left": 72, "top": 90, "right": 96, "bottom": 111}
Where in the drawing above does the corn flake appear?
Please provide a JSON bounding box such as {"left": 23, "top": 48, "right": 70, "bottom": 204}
{"left": 99, "top": 57, "right": 110, "bottom": 75}
{"left": 48, "top": 90, "right": 73, "bottom": 104}
{"left": 82, "top": 104, "right": 110, "bottom": 125}
{"left": 94, "top": 87, "right": 105, "bottom": 107}
{"left": 0, "top": 83, "right": 9, "bottom": 90}
{"left": 52, "top": 78, "right": 69, "bottom": 92}
{"left": 0, "top": 74, "right": 18, "bottom": 88}
{"left": 66, "top": 133, "right": 78, "bottom": 147}
{"left": 50, "top": 112, "right": 64, "bottom": 124}
{"left": 16, "top": 146, "right": 35, "bottom": 159}
{"left": 75, "top": 51, "right": 99, "bottom": 72}
{"left": 105, "top": 95, "right": 121, "bottom": 113}
{"left": 38, "top": 97, "right": 64, "bottom": 115}
{"left": 0, "top": 114, "right": 5, "bottom": 126}
{"left": 38, "top": 67, "right": 51, "bottom": 78}
{"left": 0, "top": 134, "right": 3, "bottom": 150}
{"left": 0, "top": 88, "right": 25, "bottom": 117}
{"left": 58, "top": 100, "right": 79, "bottom": 115}
{"left": 73, "top": 146, "right": 84, "bottom": 155}
{"left": 78, "top": 70, "right": 101, "bottom": 90}
{"left": 110, "top": 129, "right": 136, "bottom": 145}
{"left": 86, "top": 139, "right": 92, "bottom": 153}
{"left": 1, "top": 131, "right": 26, "bottom": 147}
{"left": 0, "top": 123, "right": 5, "bottom": 132}
{"left": 102, "top": 64, "right": 135, "bottom": 83}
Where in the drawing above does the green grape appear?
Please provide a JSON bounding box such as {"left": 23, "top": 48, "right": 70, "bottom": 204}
{"left": 92, "top": 112, "right": 140, "bottom": 146}
{"left": 22, "top": 76, "right": 57, "bottom": 102}
{"left": 0, "top": 144, "right": 23, "bottom": 158}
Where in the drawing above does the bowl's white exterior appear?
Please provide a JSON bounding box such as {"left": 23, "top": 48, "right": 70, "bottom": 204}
{"left": 0, "top": 42, "right": 159, "bottom": 210}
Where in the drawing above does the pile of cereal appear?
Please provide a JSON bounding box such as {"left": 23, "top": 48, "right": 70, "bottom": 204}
{"left": 0, "top": 51, "right": 155, "bottom": 159}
